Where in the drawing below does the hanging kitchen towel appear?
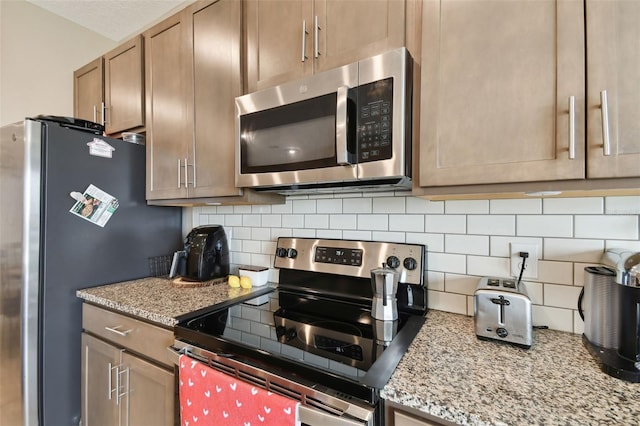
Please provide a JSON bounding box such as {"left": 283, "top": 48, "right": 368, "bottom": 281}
{"left": 179, "top": 354, "right": 300, "bottom": 426}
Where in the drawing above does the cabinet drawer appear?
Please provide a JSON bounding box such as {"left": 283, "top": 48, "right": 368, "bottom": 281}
{"left": 82, "top": 304, "right": 173, "bottom": 367}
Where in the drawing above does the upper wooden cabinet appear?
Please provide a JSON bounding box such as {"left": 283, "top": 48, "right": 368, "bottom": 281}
{"left": 245, "top": 0, "right": 409, "bottom": 92}
{"left": 418, "top": 0, "right": 585, "bottom": 188}
{"left": 74, "top": 58, "right": 104, "bottom": 124}
{"left": 104, "top": 35, "right": 145, "bottom": 134}
{"left": 74, "top": 36, "right": 144, "bottom": 135}
{"left": 145, "top": 0, "right": 281, "bottom": 205}
{"left": 586, "top": 0, "right": 640, "bottom": 179}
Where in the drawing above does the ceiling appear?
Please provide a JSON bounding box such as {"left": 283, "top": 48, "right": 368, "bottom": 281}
{"left": 27, "top": 0, "right": 190, "bottom": 42}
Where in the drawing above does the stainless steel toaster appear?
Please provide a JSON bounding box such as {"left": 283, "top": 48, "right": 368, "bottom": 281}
{"left": 474, "top": 277, "right": 533, "bottom": 348}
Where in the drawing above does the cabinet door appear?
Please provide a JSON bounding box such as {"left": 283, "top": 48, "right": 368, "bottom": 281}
{"left": 314, "top": 0, "right": 406, "bottom": 73}
{"left": 74, "top": 58, "right": 104, "bottom": 124}
{"left": 419, "top": 0, "right": 585, "bottom": 187}
{"left": 245, "top": 0, "right": 313, "bottom": 92}
{"left": 586, "top": 0, "right": 640, "bottom": 178}
{"left": 104, "top": 35, "right": 145, "bottom": 134}
{"left": 81, "top": 333, "right": 119, "bottom": 426}
{"left": 145, "top": 13, "right": 192, "bottom": 200}
{"left": 121, "top": 353, "right": 174, "bottom": 426}
{"left": 190, "top": 0, "right": 243, "bottom": 198}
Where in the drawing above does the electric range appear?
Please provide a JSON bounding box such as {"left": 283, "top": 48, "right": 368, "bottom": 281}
{"left": 173, "top": 237, "right": 427, "bottom": 425}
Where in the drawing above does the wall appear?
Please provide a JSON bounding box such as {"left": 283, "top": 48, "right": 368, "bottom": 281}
{"left": 189, "top": 192, "right": 640, "bottom": 334}
{"left": 0, "top": 0, "right": 116, "bottom": 126}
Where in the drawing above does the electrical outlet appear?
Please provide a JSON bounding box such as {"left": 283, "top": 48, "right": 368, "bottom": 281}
{"left": 510, "top": 243, "right": 539, "bottom": 279}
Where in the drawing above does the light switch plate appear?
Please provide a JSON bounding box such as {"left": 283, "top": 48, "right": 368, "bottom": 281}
{"left": 510, "top": 243, "right": 539, "bottom": 279}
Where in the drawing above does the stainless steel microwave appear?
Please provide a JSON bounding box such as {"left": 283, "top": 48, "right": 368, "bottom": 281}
{"left": 235, "top": 48, "right": 413, "bottom": 194}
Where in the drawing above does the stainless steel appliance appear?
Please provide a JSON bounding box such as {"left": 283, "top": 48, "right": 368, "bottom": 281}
{"left": 169, "top": 225, "right": 230, "bottom": 281}
{"left": 235, "top": 48, "right": 413, "bottom": 194}
{"left": 580, "top": 249, "right": 640, "bottom": 382}
{"left": 370, "top": 263, "right": 399, "bottom": 321}
{"left": 0, "top": 117, "right": 182, "bottom": 426}
{"left": 474, "top": 277, "right": 533, "bottom": 348}
{"left": 171, "top": 237, "right": 427, "bottom": 425}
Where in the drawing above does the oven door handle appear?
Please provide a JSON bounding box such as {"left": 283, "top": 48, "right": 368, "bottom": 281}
{"left": 167, "top": 343, "right": 234, "bottom": 366}
{"left": 336, "top": 85, "right": 353, "bottom": 166}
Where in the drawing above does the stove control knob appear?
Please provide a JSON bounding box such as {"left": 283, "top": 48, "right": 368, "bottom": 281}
{"left": 403, "top": 257, "right": 418, "bottom": 270}
{"left": 275, "top": 247, "right": 287, "bottom": 258}
{"left": 285, "top": 328, "right": 297, "bottom": 341}
{"left": 287, "top": 248, "right": 298, "bottom": 259}
{"left": 386, "top": 256, "right": 400, "bottom": 269}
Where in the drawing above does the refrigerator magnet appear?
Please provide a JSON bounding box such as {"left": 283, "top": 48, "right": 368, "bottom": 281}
{"left": 87, "top": 138, "right": 115, "bottom": 158}
{"left": 69, "top": 184, "right": 119, "bottom": 227}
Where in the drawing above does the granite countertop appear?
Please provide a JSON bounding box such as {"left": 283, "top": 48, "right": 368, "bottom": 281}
{"left": 382, "top": 310, "right": 640, "bottom": 425}
{"left": 76, "top": 277, "right": 274, "bottom": 327}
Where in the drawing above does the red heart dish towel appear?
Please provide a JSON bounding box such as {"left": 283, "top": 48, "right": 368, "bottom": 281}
{"left": 179, "top": 354, "right": 300, "bottom": 426}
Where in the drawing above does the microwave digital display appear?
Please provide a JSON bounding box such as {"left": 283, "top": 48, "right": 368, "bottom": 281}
{"left": 357, "top": 77, "right": 393, "bottom": 163}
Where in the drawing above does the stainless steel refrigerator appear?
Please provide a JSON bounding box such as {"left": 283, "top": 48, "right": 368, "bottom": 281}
{"left": 0, "top": 118, "right": 183, "bottom": 426}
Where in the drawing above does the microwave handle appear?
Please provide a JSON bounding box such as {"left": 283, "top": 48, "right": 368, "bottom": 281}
{"left": 336, "top": 86, "right": 352, "bottom": 165}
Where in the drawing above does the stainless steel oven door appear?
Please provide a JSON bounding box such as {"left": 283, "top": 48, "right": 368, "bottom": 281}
{"left": 168, "top": 340, "right": 375, "bottom": 426}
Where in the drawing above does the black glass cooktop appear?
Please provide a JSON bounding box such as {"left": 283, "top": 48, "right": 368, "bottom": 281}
{"left": 174, "top": 288, "right": 424, "bottom": 404}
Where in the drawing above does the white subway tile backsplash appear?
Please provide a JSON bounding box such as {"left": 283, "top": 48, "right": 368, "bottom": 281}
{"left": 192, "top": 193, "right": 639, "bottom": 335}
{"left": 445, "top": 234, "right": 489, "bottom": 256}
{"left": 425, "top": 215, "right": 466, "bottom": 234}
{"left": 305, "top": 214, "right": 329, "bottom": 229}
{"left": 372, "top": 197, "right": 406, "bottom": 213}
{"left": 389, "top": 214, "right": 424, "bottom": 232}
{"left": 544, "top": 284, "right": 582, "bottom": 310}
{"left": 407, "top": 197, "right": 444, "bottom": 214}
{"left": 490, "top": 198, "right": 542, "bottom": 214}
{"left": 537, "top": 260, "right": 573, "bottom": 285}
{"left": 468, "top": 215, "right": 516, "bottom": 236}
{"left": 467, "top": 255, "right": 510, "bottom": 277}
{"left": 532, "top": 305, "right": 573, "bottom": 332}
{"left": 343, "top": 198, "right": 372, "bottom": 213}
{"left": 357, "top": 214, "right": 388, "bottom": 231}
{"left": 543, "top": 197, "right": 604, "bottom": 214}
{"left": 575, "top": 215, "right": 639, "bottom": 240}
{"left": 292, "top": 199, "right": 316, "bottom": 214}
{"left": 605, "top": 196, "right": 640, "bottom": 214}
{"left": 427, "top": 290, "right": 467, "bottom": 314}
{"left": 545, "top": 238, "right": 605, "bottom": 263}
{"left": 316, "top": 199, "right": 342, "bottom": 214}
{"left": 445, "top": 199, "right": 489, "bottom": 214}
{"left": 517, "top": 215, "right": 573, "bottom": 237}
{"left": 428, "top": 252, "right": 466, "bottom": 274}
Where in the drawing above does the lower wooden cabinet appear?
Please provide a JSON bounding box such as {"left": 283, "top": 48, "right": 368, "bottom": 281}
{"left": 81, "top": 304, "right": 175, "bottom": 426}
{"left": 386, "top": 401, "right": 455, "bottom": 426}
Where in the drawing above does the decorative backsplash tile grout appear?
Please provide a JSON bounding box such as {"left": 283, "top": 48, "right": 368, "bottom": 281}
{"left": 191, "top": 194, "right": 640, "bottom": 335}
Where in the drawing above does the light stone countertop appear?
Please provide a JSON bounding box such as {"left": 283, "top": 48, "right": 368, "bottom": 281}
{"left": 76, "top": 277, "right": 274, "bottom": 327}
{"left": 382, "top": 310, "right": 640, "bottom": 425}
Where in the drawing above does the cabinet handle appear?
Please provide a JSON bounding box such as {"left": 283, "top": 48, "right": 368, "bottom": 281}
{"left": 301, "top": 19, "right": 308, "bottom": 62}
{"left": 104, "top": 325, "right": 133, "bottom": 337}
{"left": 336, "top": 86, "right": 352, "bottom": 165}
{"left": 101, "top": 102, "right": 106, "bottom": 125}
{"left": 117, "top": 367, "right": 129, "bottom": 409}
{"left": 568, "top": 96, "right": 576, "bottom": 159}
{"left": 108, "top": 362, "right": 119, "bottom": 400}
{"left": 177, "top": 159, "right": 182, "bottom": 188}
{"left": 184, "top": 158, "right": 190, "bottom": 188}
{"left": 600, "top": 90, "right": 611, "bottom": 156}
{"left": 93, "top": 105, "right": 97, "bottom": 123}
{"left": 314, "top": 16, "right": 320, "bottom": 58}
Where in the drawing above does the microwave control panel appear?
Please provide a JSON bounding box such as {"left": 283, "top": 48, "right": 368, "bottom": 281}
{"left": 357, "top": 77, "right": 393, "bottom": 163}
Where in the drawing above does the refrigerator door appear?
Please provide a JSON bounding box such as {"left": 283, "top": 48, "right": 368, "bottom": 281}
{"left": 22, "top": 119, "right": 182, "bottom": 425}
{"left": 1, "top": 121, "right": 25, "bottom": 425}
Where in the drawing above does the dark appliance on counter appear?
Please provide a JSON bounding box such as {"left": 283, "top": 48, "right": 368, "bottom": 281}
{"left": 235, "top": 48, "right": 413, "bottom": 195}
{"left": 579, "top": 248, "right": 640, "bottom": 382}
{"left": 169, "top": 225, "right": 230, "bottom": 281}
{"left": 0, "top": 118, "right": 182, "bottom": 426}
{"left": 171, "top": 237, "right": 427, "bottom": 425}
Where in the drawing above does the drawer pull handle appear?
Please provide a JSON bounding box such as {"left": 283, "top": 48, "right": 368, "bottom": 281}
{"left": 105, "top": 325, "right": 133, "bottom": 337}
